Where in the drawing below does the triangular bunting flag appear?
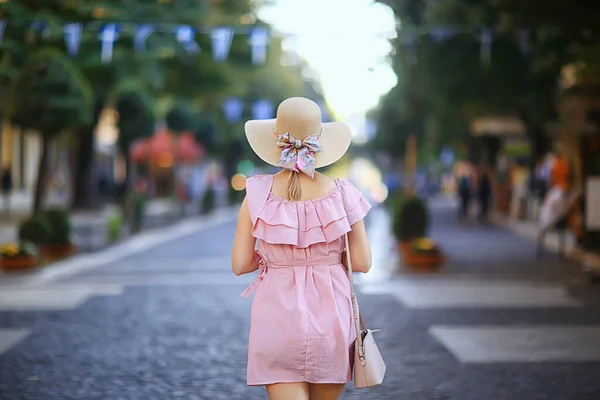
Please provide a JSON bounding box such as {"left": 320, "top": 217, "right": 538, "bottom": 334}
{"left": 223, "top": 97, "right": 244, "bottom": 124}
{"left": 479, "top": 28, "right": 494, "bottom": 65}
{"left": 249, "top": 28, "right": 270, "bottom": 65}
{"left": 64, "top": 23, "right": 83, "bottom": 57}
{"left": 175, "top": 25, "right": 200, "bottom": 54}
{"left": 252, "top": 100, "right": 273, "bottom": 120}
{"left": 0, "top": 20, "right": 6, "bottom": 44}
{"left": 99, "top": 23, "right": 120, "bottom": 63}
{"left": 211, "top": 27, "right": 235, "bottom": 62}
{"left": 135, "top": 25, "right": 154, "bottom": 53}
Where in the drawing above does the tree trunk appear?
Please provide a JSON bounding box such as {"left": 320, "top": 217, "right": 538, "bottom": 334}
{"left": 71, "top": 105, "right": 103, "bottom": 210}
{"left": 124, "top": 148, "right": 133, "bottom": 194}
{"left": 33, "top": 135, "right": 50, "bottom": 213}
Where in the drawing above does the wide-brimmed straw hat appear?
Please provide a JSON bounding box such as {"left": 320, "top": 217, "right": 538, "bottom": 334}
{"left": 244, "top": 97, "right": 351, "bottom": 173}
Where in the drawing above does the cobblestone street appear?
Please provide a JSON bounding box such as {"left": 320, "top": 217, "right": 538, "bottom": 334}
{"left": 1, "top": 201, "right": 600, "bottom": 399}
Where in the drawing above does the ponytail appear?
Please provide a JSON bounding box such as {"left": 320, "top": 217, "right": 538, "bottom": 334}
{"left": 287, "top": 170, "right": 301, "bottom": 201}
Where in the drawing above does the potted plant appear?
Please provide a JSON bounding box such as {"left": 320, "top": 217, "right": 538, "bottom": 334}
{"left": 392, "top": 195, "right": 429, "bottom": 254}
{"left": 18, "top": 215, "right": 52, "bottom": 247}
{"left": 107, "top": 211, "right": 123, "bottom": 243}
{"left": 403, "top": 237, "right": 445, "bottom": 270}
{"left": 38, "top": 209, "right": 76, "bottom": 260}
{"left": 0, "top": 242, "right": 38, "bottom": 272}
{"left": 128, "top": 191, "right": 147, "bottom": 233}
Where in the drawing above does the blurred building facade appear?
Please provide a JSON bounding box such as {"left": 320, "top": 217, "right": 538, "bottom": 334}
{"left": 0, "top": 123, "right": 71, "bottom": 210}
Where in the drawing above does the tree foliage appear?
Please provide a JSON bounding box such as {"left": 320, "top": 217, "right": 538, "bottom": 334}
{"left": 115, "top": 88, "right": 155, "bottom": 154}
{"left": 374, "top": 0, "right": 600, "bottom": 164}
{"left": 0, "top": 0, "right": 325, "bottom": 209}
{"left": 10, "top": 49, "right": 93, "bottom": 134}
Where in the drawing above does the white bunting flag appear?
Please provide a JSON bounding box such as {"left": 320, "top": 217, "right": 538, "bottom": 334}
{"left": 223, "top": 97, "right": 244, "bottom": 123}
{"left": 99, "top": 24, "right": 119, "bottom": 63}
{"left": 249, "top": 28, "right": 269, "bottom": 65}
{"left": 318, "top": 101, "right": 329, "bottom": 122}
{"left": 135, "top": 25, "right": 154, "bottom": 53}
{"left": 175, "top": 25, "right": 200, "bottom": 54}
{"left": 211, "top": 27, "right": 235, "bottom": 62}
{"left": 64, "top": 23, "right": 83, "bottom": 57}
{"left": 365, "top": 119, "right": 377, "bottom": 139}
{"left": 0, "top": 20, "right": 6, "bottom": 44}
{"left": 479, "top": 28, "right": 494, "bottom": 65}
{"left": 252, "top": 100, "right": 273, "bottom": 120}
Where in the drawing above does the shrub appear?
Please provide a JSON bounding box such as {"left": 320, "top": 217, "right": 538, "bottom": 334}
{"left": 392, "top": 195, "right": 429, "bottom": 242}
{"left": 18, "top": 215, "right": 51, "bottom": 245}
{"left": 43, "top": 208, "right": 72, "bottom": 244}
{"left": 107, "top": 211, "right": 123, "bottom": 242}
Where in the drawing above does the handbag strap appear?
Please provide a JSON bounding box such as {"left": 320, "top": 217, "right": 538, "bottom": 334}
{"left": 335, "top": 179, "right": 367, "bottom": 360}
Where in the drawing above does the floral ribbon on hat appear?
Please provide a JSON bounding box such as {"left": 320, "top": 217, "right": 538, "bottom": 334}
{"left": 276, "top": 132, "right": 321, "bottom": 178}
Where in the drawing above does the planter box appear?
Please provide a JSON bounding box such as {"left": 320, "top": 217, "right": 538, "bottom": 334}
{"left": 403, "top": 251, "right": 445, "bottom": 271}
{"left": 0, "top": 256, "right": 38, "bottom": 272}
{"left": 398, "top": 241, "right": 412, "bottom": 255}
{"left": 40, "top": 243, "right": 77, "bottom": 261}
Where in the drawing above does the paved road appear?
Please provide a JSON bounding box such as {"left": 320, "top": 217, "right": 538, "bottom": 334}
{"left": 1, "top": 202, "right": 600, "bottom": 399}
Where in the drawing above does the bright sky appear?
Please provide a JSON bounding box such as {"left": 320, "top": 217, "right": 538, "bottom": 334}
{"left": 258, "top": 0, "right": 398, "bottom": 127}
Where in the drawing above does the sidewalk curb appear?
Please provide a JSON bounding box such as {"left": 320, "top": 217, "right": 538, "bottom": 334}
{"left": 4, "top": 206, "right": 240, "bottom": 288}
{"left": 490, "top": 213, "right": 576, "bottom": 256}
{"left": 491, "top": 213, "right": 600, "bottom": 275}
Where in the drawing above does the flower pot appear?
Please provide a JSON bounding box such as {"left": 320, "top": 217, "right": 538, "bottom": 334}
{"left": 0, "top": 256, "right": 38, "bottom": 272}
{"left": 40, "top": 243, "right": 76, "bottom": 261}
{"left": 397, "top": 241, "right": 412, "bottom": 255}
{"left": 403, "top": 251, "right": 445, "bottom": 271}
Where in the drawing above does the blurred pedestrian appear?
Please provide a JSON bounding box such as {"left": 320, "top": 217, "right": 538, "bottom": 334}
{"left": 477, "top": 168, "right": 492, "bottom": 222}
{"left": 457, "top": 174, "right": 472, "bottom": 225}
{"left": 232, "top": 97, "right": 375, "bottom": 399}
{"left": 1, "top": 167, "right": 12, "bottom": 213}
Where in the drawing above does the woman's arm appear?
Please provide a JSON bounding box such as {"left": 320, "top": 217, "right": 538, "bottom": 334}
{"left": 231, "top": 196, "right": 259, "bottom": 276}
{"left": 347, "top": 219, "right": 371, "bottom": 273}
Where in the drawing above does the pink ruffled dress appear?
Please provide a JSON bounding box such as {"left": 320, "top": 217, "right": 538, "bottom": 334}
{"left": 241, "top": 174, "right": 372, "bottom": 386}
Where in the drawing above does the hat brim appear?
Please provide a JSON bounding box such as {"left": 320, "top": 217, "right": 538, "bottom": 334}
{"left": 244, "top": 119, "right": 352, "bottom": 169}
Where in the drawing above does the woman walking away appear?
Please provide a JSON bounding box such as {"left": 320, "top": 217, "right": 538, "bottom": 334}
{"left": 231, "top": 97, "right": 373, "bottom": 400}
{"left": 457, "top": 174, "right": 472, "bottom": 225}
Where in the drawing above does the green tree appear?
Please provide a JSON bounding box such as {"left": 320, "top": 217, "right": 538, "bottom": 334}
{"left": 8, "top": 50, "right": 93, "bottom": 211}
{"left": 166, "top": 102, "right": 199, "bottom": 133}
{"left": 114, "top": 84, "right": 155, "bottom": 191}
{"left": 374, "top": 0, "right": 599, "bottom": 164}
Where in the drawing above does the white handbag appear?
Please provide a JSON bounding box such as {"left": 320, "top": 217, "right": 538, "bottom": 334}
{"left": 343, "top": 232, "right": 387, "bottom": 388}
{"left": 337, "top": 180, "right": 386, "bottom": 388}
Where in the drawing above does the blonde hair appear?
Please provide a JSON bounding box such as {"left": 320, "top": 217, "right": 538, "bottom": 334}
{"left": 287, "top": 170, "right": 301, "bottom": 200}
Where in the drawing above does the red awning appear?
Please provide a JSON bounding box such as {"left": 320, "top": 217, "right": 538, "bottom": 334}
{"left": 176, "top": 131, "right": 204, "bottom": 164}
{"left": 130, "top": 129, "right": 204, "bottom": 165}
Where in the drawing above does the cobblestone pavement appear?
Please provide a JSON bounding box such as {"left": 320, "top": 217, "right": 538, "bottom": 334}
{"left": 1, "top": 201, "right": 600, "bottom": 399}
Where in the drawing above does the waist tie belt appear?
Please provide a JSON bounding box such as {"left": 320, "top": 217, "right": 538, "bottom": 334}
{"left": 240, "top": 253, "right": 341, "bottom": 298}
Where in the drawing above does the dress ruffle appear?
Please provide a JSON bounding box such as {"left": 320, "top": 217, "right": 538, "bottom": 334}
{"left": 246, "top": 174, "right": 372, "bottom": 248}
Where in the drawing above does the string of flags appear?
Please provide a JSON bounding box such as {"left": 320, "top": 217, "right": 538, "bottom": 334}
{"left": 0, "top": 20, "right": 271, "bottom": 65}
{"left": 223, "top": 99, "right": 330, "bottom": 124}
{"left": 399, "top": 26, "right": 533, "bottom": 65}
